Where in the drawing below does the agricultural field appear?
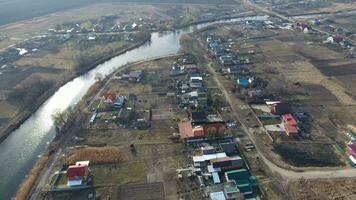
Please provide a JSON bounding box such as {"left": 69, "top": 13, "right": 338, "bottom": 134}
{"left": 295, "top": 178, "right": 356, "bottom": 200}
{"left": 262, "top": 0, "right": 356, "bottom": 16}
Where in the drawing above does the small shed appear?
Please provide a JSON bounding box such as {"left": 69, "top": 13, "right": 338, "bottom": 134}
{"left": 210, "top": 191, "right": 226, "bottom": 200}
{"left": 212, "top": 172, "right": 221, "bottom": 184}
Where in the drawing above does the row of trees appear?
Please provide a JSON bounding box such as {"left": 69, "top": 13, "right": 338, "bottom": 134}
{"left": 8, "top": 75, "right": 55, "bottom": 110}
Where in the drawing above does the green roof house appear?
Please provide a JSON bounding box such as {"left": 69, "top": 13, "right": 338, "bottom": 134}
{"left": 225, "top": 169, "right": 253, "bottom": 196}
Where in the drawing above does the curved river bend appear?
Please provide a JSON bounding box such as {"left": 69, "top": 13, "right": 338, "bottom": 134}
{"left": 0, "top": 16, "right": 267, "bottom": 199}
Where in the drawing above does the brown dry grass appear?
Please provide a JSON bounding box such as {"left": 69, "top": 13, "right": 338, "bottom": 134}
{"left": 63, "top": 147, "right": 127, "bottom": 165}
{"left": 274, "top": 60, "right": 356, "bottom": 106}
{"left": 12, "top": 155, "right": 49, "bottom": 200}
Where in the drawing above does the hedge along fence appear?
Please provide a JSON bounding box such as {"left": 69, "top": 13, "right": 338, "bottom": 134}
{"left": 63, "top": 147, "right": 127, "bottom": 165}
{"left": 13, "top": 155, "right": 49, "bottom": 200}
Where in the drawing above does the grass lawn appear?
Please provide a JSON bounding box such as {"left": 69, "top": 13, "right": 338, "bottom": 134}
{"left": 0, "top": 38, "right": 13, "bottom": 49}
{"left": 55, "top": 172, "right": 69, "bottom": 188}
{"left": 93, "top": 161, "right": 147, "bottom": 186}
{"left": 260, "top": 118, "right": 281, "bottom": 125}
{"left": 90, "top": 99, "right": 101, "bottom": 111}
{"left": 0, "top": 101, "right": 18, "bottom": 118}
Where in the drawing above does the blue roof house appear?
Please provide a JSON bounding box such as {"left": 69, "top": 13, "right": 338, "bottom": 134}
{"left": 114, "top": 95, "right": 125, "bottom": 108}
{"left": 237, "top": 78, "right": 250, "bottom": 88}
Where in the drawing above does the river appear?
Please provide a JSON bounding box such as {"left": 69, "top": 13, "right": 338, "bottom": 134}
{"left": 0, "top": 15, "right": 268, "bottom": 200}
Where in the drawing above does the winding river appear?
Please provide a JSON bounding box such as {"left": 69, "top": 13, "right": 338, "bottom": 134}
{"left": 0, "top": 15, "right": 267, "bottom": 199}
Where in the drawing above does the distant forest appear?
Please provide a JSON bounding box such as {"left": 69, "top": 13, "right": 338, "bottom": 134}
{"left": 0, "top": 0, "right": 236, "bottom": 26}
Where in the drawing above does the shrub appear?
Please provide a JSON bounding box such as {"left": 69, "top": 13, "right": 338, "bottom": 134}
{"left": 63, "top": 147, "right": 127, "bottom": 165}
{"left": 13, "top": 155, "right": 49, "bottom": 200}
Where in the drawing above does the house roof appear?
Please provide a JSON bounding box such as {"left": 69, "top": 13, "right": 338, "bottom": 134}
{"left": 192, "top": 111, "right": 207, "bottom": 122}
{"left": 333, "top": 35, "right": 344, "bottom": 43}
{"left": 237, "top": 183, "right": 253, "bottom": 195}
{"left": 67, "top": 179, "right": 83, "bottom": 187}
{"left": 272, "top": 102, "right": 291, "bottom": 115}
{"left": 237, "top": 78, "right": 249, "bottom": 87}
{"left": 104, "top": 93, "right": 116, "bottom": 103}
{"left": 211, "top": 156, "right": 232, "bottom": 163}
{"left": 266, "top": 100, "right": 281, "bottom": 105}
{"left": 67, "top": 165, "right": 87, "bottom": 180}
{"left": 212, "top": 172, "right": 221, "bottom": 184}
{"left": 210, "top": 192, "right": 226, "bottom": 200}
{"left": 75, "top": 161, "right": 90, "bottom": 166}
{"left": 208, "top": 165, "right": 221, "bottom": 173}
{"left": 178, "top": 121, "right": 194, "bottom": 139}
{"left": 226, "top": 168, "right": 249, "bottom": 178}
{"left": 282, "top": 114, "right": 297, "bottom": 125}
{"left": 211, "top": 156, "right": 243, "bottom": 168}
{"left": 193, "top": 152, "right": 227, "bottom": 163}
{"left": 193, "top": 126, "right": 205, "bottom": 137}
{"left": 115, "top": 95, "right": 125, "bottom": 105}
{"left": 190, "top": 79, "right": 202, "bottom": 83}
{"left": 129, "top": 70, "right": 142, "bottom": 78}
{"left": 224, "top": 184, "right": 239, "bottom": 194}
{"left": 349, "top": 155, "right": 356, "bottom": 165}
{"left": 348, "top": 144, "right": 356, "bottom": 153}
{"left": 220, "top": 142, "right": 238, "bottom": 155}
{"left": 285, "top": 124, "right": 299, "bottom": 134}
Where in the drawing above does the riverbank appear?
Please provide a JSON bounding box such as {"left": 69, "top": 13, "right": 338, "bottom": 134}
{"left": 0, "top": 36, "right": 150, "bottom": 143}
{"left": 14, "top": 82, "right": 100, "bottom": 200}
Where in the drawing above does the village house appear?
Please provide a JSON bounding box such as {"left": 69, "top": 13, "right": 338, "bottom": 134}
{"left": 103, "top": 93, "right": 125, "bottom": 108}
{"left": 193, "top": 152, "right": 227, "bottom": 168}
{"left": 191, "top": 112, "right": 227, "bottom": 136}
{"left": 222, "top": 65, "right": 242, "bottom": 75}
{"left": 103, "top": 93, "right": 116, "bottom": 104}
{"left": 282, "top": 113, "right": 299, "bottom": 136}
{"left": 66, "top": 161, "right": 90, "bottom": 187}
{"left": 225, "top": 169, "right": 257, "bottom": 196}
{"left": 129, "top": 70, "right": 143, "bottom": 82}
{"left": 219, "top": 54, "right": 235, "bottom": 66}
{"left": 210, "top": 191, "right": 226, "bottom": 200}
{"left": 236, "top": 77, "right": 253, "bottom": 88}
{"left": 347, "top": 144, "right": 356, "bottom": 165}
{"left": 170, "top": 63, "right": 187, "bottom": 77}
{"left": 271, "top": 102, "right": 291, "bottom": 115}
{"left": 211, "top": 156, "right": 244, "bottom": 172}
{"left": 178, "top": 120, "right": 205, "bottom": 140}
{"left": 189, "top": 73, "right": 204, "bottom": 89}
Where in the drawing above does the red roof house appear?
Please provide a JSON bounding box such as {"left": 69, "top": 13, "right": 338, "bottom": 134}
{"left": 348, "top": 144, "right": 356, "bottom": 156}
{"left": 66, "top": 165, "right": 87, "bottom": 180}
{"left": 348, "top": 144, "right": 356, "bottom": 165}
{"left": 104, "top": 93, "right": 116, "bottom": 104}
{"left": 192, "top": 126, "right": 205, "bottom": 138}
{"left": 282, "top": 114, "right": 298, "bottom": 136}
{"left": 179, "top": 121, "right": 204, "bottom": 139}
{"left": 179, "top": 121, "right": 194, "bottom": 139}
{"left": 178, "top": 120, "right": 226, "bottom": 140}
{"left": 333, "top": 35, "right": 344, "bottom": 43}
